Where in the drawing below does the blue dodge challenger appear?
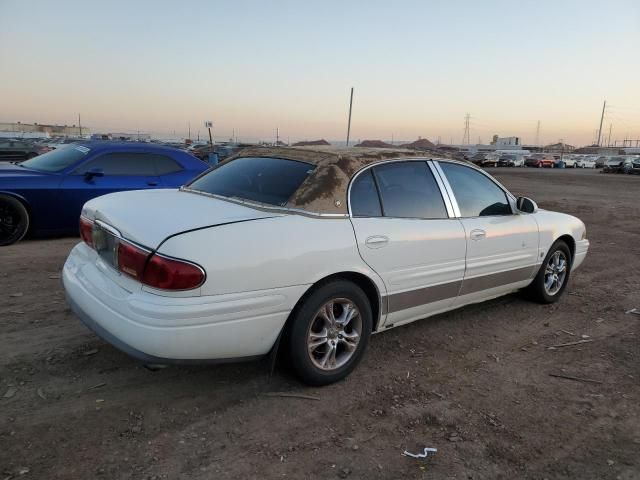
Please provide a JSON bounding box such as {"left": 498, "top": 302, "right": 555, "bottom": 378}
{"left": 0, "top": 141, "right": 209, "bottom": 245}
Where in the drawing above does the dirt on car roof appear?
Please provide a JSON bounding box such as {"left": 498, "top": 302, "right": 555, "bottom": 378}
{"left": 224, "top": 146, "right": 449, "bottom": 214}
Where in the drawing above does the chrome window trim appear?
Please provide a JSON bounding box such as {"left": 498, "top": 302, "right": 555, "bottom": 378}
{"left": 426, "top": 161, "right": 455, "bottom": 218}
{"left": 431, "top": 161, "right": 461, "bottom": 217}
{"left": 347, "top": 157, "right": 455, "bottom": 220}
{"left": 433, "top": 159, "right": 518, "bottom": 219}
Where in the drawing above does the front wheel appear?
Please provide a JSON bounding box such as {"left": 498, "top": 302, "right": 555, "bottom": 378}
{"left": 525, "top": 241, "right": 571, "bottom": 303}
{"left": 286, "top": 280, "right": 372, "bottom": 385}
{"left": 0, "top": 194, "right": 29, "bottom": 246}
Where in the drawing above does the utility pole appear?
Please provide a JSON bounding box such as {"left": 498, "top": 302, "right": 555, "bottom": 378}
{"left": 78, "top": 113, "right": 82, "bottom": 137}
{"left": 607, "top": 124, "right": 612, "bottom": 147}
{"left": 596, "top": 100, "right": 606, "bottom": 146}
{"left": 188, "top": 122, "right": 191, "bottom": 140}
{"left": 462, "top": 113, "right": 471, "bottom": 145}
{"left": 205, "top": 121, "right": 213, "bottom": 146}
{"left": 535, "top": 120, "right": 540, "bottom": 146}
{"left": 346, "top": 87, "right": 354, "bottom": 146}
{"left": 276, "top": 127, "right": 279, "bottom": 146}
{"left": 391, "top": 133, "right": 394, "bottom": 145}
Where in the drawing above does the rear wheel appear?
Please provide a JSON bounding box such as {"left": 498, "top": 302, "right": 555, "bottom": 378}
{"left": 525, "top": 241, "right": 571, "bottom": 303}
{"left": 287, "top": 280, "right": 372, "bottom": 385}
{"left": 0, "top": 195, "right": 29, "bottom": 246}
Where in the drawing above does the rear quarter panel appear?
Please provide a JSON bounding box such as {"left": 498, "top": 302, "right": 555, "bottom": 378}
{"left": 156, "top": 215, "right": 386, "bottom": 298}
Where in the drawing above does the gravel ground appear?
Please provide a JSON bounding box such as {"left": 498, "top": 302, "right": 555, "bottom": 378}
{"left": 0, "top": 168, "right": 638, "bottom": 479}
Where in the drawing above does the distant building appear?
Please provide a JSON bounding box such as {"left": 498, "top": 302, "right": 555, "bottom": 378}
{"left": 544, "top": 142, "right": 575, "bottom": 153}
{"left": 490, "top": 135, "right": 520, "bottom": 147}
{"left": 0, "top": 121, "right": 88, "bottom": 137}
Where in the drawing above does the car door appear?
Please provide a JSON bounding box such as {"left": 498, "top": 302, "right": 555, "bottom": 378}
{"left": 59, "top": 152, "right": 161, "bottom": 228}
{"left": 435, "top": 161, "right": 539, "bottom": 306}
{"left": 349, "top": 161, "right": 467, "bottom": 327}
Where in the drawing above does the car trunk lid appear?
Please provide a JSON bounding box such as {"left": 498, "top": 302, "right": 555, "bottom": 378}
{"left": 82, "top": 188, "right": 281, "bottom": 250}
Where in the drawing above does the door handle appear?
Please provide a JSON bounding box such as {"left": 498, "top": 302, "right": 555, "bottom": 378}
{"left": 470, "top": 229, "right": 486, "bottom": 241}
{"left": 147, "top": 181, "right": 159, "bottom": 186}
{"left": 365, "top": 235, "right": 389, "bottom": 249}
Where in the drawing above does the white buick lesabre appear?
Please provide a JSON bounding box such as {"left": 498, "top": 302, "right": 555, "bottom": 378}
{"left": 63, "top": 147, "right": 589, "bottom": 385}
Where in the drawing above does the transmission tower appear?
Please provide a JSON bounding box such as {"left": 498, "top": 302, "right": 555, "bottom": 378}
{"left": 462, "top": 113, "right": 471, "bottom": 145}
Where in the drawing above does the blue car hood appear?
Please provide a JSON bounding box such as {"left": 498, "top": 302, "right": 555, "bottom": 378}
{"left": 0, "top": 163, "right": 52, "bottom": 178}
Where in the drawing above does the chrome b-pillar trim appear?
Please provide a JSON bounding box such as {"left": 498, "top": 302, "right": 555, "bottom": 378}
{"left": 431, "top": 161, "right": 461, "bottom": 218}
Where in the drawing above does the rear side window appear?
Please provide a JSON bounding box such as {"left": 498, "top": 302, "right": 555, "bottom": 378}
{"left": 154, "top": 155, "right": 183, "bottom": 174}
{"left": 440, "top": 163, "right": 511, "bottom": 217}
{"left": 350, "top": 169, "right": 382, "bottom": 217}
{"left": 372, "top": 162, "right": 448, "bottom": 219}
{"left": 74, "top": 153, "right": 157, "bottom": 176}
{"left": 187, "top": 156, "right": 314, "bottom": 206}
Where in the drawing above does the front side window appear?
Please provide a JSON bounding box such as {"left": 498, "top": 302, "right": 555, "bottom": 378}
{"left": 372, "top": 162, "right": 448, "bottom": 219}
{"left": 440, "top": 162, "right": 511, "bottom": 217}
{"left": 350, "top": 169, "right": 382, "bottom": 217}
{"left": 20, "top": 145, "right": 90, "bottom": 172}
{"left": 187, "top": 156, "right": 314, "bottom": 206}
{"left": 74, "top": 153, "right": 157, "bottom": 176}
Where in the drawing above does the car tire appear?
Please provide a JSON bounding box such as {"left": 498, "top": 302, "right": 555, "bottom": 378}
{"left": 525, "top": 240, "right": 572, "bottom": 304}
{"left": 286, "top": 280, "right": 372, "bottom": 386}
{"left": 0, "top": 194, "right": 30, "bottom": 246}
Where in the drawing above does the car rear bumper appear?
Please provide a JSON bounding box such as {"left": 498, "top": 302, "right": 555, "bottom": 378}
{"left": 63, "top": 243, "right": 305, "bottom": 363}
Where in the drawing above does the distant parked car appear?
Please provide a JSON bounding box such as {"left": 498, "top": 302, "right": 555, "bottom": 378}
{"left": 0, "top": 139, "right": 48, "bottom": 162}
{"left": 602, "top": 156, "right": 628, "bottom": 173}
{"left": 628, "top": 157, "right": 640, "bottom": 175}
{"left": 45, "top": 138, "right": 85, "bottom": 150}
{"left": 595, "top": 156, "right": 609, "bottom": 168}
{"left": 525, "top": 155, "right": 555, "bottom": 168}
{"left": 559, "top": 155, "right": 578, "bottom": 168}
{"left": 575, "top": 156, "right": 596, "bottom": 168}
{"left": 0, "top": 142, "right": 209, "bottom": 246}
{"left": 479, "top": 153, "right": 500, "bottom": 168}
{"left": 497, "top": 154, "right": 525, "bottom": 167}
{"left": 469, "top": 152, "right": 488, "bottom": 165}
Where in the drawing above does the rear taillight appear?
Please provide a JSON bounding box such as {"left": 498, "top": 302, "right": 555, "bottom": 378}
{"left": 79, "top": 216, "right": 94, "bottom": 247}
{"left": 117, "top": 241, "right": 205, "bottom": 290}
{"left": 117, "top": 240, "right": 149, "bottom": 280}
{"left": 142, "top": 254, "right": 205, "bottom": 290}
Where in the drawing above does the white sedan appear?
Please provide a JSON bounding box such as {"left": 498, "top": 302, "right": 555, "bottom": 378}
{"left": 63, "top": 148, "right": 589, "bottom": 385}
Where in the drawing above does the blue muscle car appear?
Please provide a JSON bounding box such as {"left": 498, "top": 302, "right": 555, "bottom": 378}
{"left": 0, "top": 141, "right": 209, "bottom": 245}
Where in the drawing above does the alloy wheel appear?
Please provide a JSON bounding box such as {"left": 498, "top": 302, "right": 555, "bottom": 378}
{"left": 307, "top": 298, "right": 362, "bottom": 371}
{"left": 544, "top": 251, "right": 568, "bottom": 296}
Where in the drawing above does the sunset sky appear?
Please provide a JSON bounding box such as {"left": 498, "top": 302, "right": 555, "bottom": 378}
{"left": 1, "top": 0, "right": 639, "bottom": 146}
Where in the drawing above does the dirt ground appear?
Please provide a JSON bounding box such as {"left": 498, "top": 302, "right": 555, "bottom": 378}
{"left": 1, "top": 168, "right": 638, "bottom": 479}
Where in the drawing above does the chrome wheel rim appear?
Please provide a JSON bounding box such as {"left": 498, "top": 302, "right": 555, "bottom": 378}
{"left": 307, "top": 298, "right": 362, "bottom": 371}
{"left": 544, "top": 251, "right": 568, "bottom": 296}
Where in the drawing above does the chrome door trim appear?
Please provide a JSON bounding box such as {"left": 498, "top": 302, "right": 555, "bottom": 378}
{"left": 426, "top": 161, "right": 455, "bottom": 218}
{"left": 431, "top": 161, "right": 462, "bottom": 217}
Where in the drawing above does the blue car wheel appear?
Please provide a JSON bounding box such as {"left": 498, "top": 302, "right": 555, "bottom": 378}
{"left": 0, "top": 194, "right": 30, "bottom": 246}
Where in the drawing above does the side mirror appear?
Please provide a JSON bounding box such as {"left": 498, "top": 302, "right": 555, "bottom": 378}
{"left": 84, "top": 167, "right": 104, "bottom": 180}
{"left": 516, "top": 196, "right": 538, "bottom": 214}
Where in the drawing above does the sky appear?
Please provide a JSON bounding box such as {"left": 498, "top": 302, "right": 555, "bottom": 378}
{"left": 1, "top": 0, "right": 639, "bottom": 146}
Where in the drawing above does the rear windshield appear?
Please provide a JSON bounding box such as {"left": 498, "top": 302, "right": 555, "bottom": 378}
{"left": 187, "top": 156, "right": 315, "bottom": 206}
{"left": 20, "top": 145, "right": 90, "bottom": 172}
